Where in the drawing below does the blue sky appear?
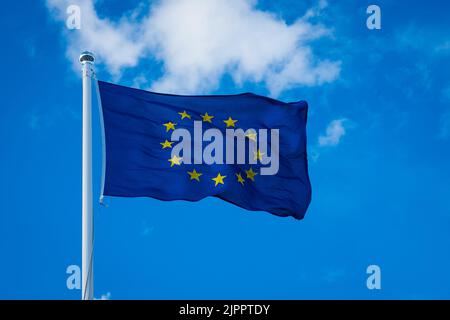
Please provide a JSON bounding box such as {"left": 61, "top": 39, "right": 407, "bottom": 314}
{"left": 1, "top": 0, "right": 450, "bottom": 299}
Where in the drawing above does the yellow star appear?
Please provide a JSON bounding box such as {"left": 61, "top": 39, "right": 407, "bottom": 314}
{"left": 201, "top": 112, "right": 214, "bottom": 123}
{"left": 245, "top": 131, "right": 257, "bottom": 141}
{"left": 212, "top": 173, "right": 227, "bottom": 186}
{"left": 245, "top": 167, "right": 257, "bottom": 181}
{"left": 168, "top": 155, "right": 182, "bottom": 167}
{"left": 163, "top": 122, "right": 177, "bottom": 132}
{"left": 236, "top": 173, "right": 245, "bottom": 186}
{"left": 187, "top": 169, "right": 202, "bottom": 182}
{"left": 178, "top": 110, "right": 191, "bottom": 119}
{"left": 223, "top": 117, "right": 238, "bottom": 127}
{"left": 253, "top": 149, "right": 265, "bottom": 161}
{"left": 160, "top": 140, "right": 174, "bottom": 149}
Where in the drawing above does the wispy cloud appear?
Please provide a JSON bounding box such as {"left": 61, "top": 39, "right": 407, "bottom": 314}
{"left": 24, "top": 37, "right": 37, "bottom": 60}
{"left": 140, "top": 220, "right": 154, "bottom": 237}
{"left": 318, "top": 118, "right": 348, "bottom": 147}
{"left": 94, "top": 292, "right": 111, "bottom": 300}
{"left": 439, "top": 87, "right": 450, "bottom": 139}
{"left": 46, "top": 0, "right": 340, "bottom": 96}
{"left": 435, "top": 40, "right": 450, "bottom": 54}
{"left": 28, "top": 112, "right": 47, "bottom": 130}
{"left": 27, "top": 106, "right": 80, "bottom": 130}
{"left": 395, "top": 25, "right": 450, "bottom": 58}
{"left": 321, "top": 267, "right": 346, "bottom": 283}
{"left": 439, "top": 110, "right": 450, "bottom": 139}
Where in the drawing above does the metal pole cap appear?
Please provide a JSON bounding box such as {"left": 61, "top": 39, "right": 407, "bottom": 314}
{"left": 79, "top": 51, "right": 95, "bottom": 64}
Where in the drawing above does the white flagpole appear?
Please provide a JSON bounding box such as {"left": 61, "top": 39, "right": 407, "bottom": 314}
{"left": 80, "top": 51, "right": 95, "bottom": 300}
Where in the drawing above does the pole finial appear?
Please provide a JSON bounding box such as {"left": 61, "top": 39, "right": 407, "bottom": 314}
{"left": 79, "top": 51, "right": 95, "bottom": 64}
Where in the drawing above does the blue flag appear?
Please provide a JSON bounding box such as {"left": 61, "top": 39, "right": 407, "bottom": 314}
{"left": 97, "top": 81, "right": 311, "bottom": 219}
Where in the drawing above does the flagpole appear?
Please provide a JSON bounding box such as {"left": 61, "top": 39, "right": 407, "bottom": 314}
{"left": 80, "top": 51, "right": 95, "bottom": 300}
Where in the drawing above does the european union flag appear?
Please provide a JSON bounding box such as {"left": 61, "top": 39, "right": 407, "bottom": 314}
{"left": 97, "top": 81, "right": 311, "bottom": 219}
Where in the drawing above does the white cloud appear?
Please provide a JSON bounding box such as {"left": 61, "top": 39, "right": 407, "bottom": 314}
{"left": 318, "top": 118, "right": 347, "bottom": 147}
{"left": 46, "top": 0, "right": 340, "bottom": 96}
{"left": 46, "top": 0, "right": 145, "bottom": 75}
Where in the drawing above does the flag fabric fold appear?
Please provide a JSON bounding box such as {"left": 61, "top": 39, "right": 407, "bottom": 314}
{"left": 97, "top": 80, "right": 311, "bottom": 219}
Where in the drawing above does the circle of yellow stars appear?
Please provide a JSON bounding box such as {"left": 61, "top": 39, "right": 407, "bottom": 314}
{"left": 161, "top": 110, "right": 263, "bottom": 187}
